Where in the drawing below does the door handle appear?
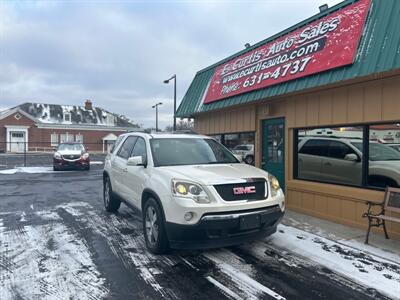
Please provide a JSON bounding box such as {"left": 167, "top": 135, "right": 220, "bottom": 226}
{"left": 323, "top": 162, "right": 332, "bottom": 167}
{"left": 122, "top": 168, "right": 128, "bottom": 172}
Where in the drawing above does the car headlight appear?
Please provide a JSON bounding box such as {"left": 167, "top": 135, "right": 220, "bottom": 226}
{"left": 54, "top": 152, "right": 62, "bottom": 160}
{"left": 268, "top": 173, "right": 281, "bottom": 197}
{"left": 82, "top": 153, "right": 89, "bottom": 159}
{"left": 171, "top": 179, "right": 210, "bottom": 203}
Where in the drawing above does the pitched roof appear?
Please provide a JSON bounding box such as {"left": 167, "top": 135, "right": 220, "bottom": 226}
{"left": 11, "top": 102, "right": 139, "bottom": 128}
{"left": 176, "top": 0, "right": 400, "bottom": 117}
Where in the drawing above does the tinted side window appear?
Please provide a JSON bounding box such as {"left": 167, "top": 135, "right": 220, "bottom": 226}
{"left": 328, "top": 141, "right": 355, "bottom": 159}
{"left": 117, "top": 136, "right": 137, "bottom": 160}
{"left": 299, "top": 140, "right": 329, "bottom": 157}
{"left": 131, "top": 137, "right": 147, "bottom": 162}
{"left": 112, "top": 135, "right": 124, "bottom": 154}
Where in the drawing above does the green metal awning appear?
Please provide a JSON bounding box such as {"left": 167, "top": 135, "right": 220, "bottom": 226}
{"left": 176, "top": 0, "right": 400, "bottom": 118}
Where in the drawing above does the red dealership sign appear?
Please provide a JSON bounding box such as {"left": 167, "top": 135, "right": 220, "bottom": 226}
{"left": 203, "top": 0, "right": 371, "bottom": 104}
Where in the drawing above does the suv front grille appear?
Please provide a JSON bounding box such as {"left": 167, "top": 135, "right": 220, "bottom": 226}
{"left": 213, "top": 178, "right": 267, "bottom": 201}
{"left": 62, "top": 154, "right": 81, "bottom": 161}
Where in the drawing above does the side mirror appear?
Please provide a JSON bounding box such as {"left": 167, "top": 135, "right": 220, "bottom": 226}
{"left": 344, "top": 153, "right": 359, "bottom": 162}
{"left": 127, "top": 156, "right": 144, "bottom": 166}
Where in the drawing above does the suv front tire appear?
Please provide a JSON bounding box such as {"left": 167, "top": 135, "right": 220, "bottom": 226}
{"left": 143, "top": 197, "right": 169, "bottom": 254}
{"left": 104, "top": 177, "right": 121, "bottom": 212}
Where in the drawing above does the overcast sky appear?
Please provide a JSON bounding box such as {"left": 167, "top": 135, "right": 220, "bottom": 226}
{"left": 0, "top": 0, "right": 342, "bottom": 129}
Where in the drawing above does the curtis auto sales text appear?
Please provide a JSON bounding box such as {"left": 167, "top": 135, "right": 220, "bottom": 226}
{"left": 219, "top": 17, "right": 340, "bottom": 95}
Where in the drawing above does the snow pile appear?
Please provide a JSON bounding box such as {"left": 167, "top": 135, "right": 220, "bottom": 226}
{"left": 0, "top": 167, "right": 55, "bottom": 174}
{"left": 268, "top": 225, "right": 400, "bottom": 299}
{"left": 90, "top": 161, "right": 104, "bottom": 165}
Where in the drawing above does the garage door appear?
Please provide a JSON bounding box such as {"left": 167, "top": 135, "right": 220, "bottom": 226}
{"left": 10, "top": 132, "right": 26, "bottom": 153}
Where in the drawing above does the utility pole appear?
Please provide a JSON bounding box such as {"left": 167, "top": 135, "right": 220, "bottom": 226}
{"left": 152, "top": 102, "right": 162, "bottom": 132}
{"left": 163, "top": 74, "right": 177, "bottom": 131}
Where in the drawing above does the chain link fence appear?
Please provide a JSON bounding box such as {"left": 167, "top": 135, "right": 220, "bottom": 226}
{"left": 0, "top": 142, "right": 108, "bottom": 170}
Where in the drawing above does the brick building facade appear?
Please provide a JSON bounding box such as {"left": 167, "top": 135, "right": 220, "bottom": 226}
{"left": 0, "top": 101, "right": 138, "bottom": 153}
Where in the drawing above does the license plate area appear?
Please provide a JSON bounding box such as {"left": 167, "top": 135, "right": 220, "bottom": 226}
{"left": 239, "top": 214, "right": 261, "bottom": 230}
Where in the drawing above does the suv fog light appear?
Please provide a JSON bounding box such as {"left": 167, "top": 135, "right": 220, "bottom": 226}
{"left": 280, "top": 200, "right": 285, "bottom": 211}
{"left": 184, "top": 212, "right": 194, "bottom": 221}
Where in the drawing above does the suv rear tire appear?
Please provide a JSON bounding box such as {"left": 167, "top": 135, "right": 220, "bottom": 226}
{"left": 244, "top": 155, "right": 254, "bottom": 165}
{"left": 143, "top": 197, "right": 169, "bottom": 254}
{"left": 104, "top": 177, "right": 121, "bottom": 212}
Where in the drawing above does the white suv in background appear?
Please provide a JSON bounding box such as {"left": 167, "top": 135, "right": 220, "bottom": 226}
{"left": 232, "top": 144, "right": 255, "bottom": 165}
{"left": 103, "top": 132, "right": 285, "bottom": 254}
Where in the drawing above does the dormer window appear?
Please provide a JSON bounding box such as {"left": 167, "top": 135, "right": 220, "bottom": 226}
{"left": 64, "top": 113, "right": 71, "bottom": 122}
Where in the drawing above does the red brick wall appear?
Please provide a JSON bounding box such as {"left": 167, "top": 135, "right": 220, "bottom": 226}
{"left": 0, "top": 111, "right": 127, "bottom": 152}
{"left": 0, "top": 112, "right": 35, "bottom": 152}
{"left": 35, "top": 128, "right": 126, "bottom": 152}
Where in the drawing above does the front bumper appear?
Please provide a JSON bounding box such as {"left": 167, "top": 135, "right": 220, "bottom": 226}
{"left": 165, "top": 205, "right": 284, "bottom": 249}
{"left": 53, "top": 158, "right": 90, "bottom": 169}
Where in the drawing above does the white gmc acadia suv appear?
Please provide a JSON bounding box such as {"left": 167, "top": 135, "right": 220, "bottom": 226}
{"left": 103, "top": 132, "right": 285, "bottom": 254}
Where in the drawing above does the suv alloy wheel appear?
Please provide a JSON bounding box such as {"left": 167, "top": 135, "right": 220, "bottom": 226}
{"left": 143, "top": 198, "right": 169, "bottom": 254}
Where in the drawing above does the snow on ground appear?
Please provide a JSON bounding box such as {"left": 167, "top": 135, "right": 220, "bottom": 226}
{"left": 284, "top": 216, "right": 400, "bottom": 264}
{"left": 0, "top": 212, "right": 108, "bottom": 299}
{"left": 267, "top": 224, "right": 400, "bottom": 300}
{"left": 0, "top": 163, "right": 103, "bottom": 174}
{"left": 0, "top": 167, "right": 54, "bottom": 174}
{"left": 340, "top": 239, "right": 400, "bottom": 264}
{"left": 1, "top": 201, "right": 399, "bottom": 299}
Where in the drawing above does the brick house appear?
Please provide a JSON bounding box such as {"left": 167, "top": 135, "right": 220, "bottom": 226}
{"left": 0, "top": 100, "right": 139, "bottom": 153}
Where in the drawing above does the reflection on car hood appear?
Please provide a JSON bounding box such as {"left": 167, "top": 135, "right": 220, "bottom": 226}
{"left": 158, "top": 163, "right": 269, "bottom": 185}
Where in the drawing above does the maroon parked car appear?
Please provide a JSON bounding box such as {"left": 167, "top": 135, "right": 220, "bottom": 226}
{"left": 53, "top": 142, "right": 90, "bottom": 171}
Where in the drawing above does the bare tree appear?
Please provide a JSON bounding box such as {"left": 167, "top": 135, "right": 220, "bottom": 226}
{"left": 164, "top": 119, "right": 194, "bottom": 132}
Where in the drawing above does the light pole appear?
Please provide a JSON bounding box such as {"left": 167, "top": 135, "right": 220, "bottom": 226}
{"left": 152, "top": 102, "right": 162, "bottom": 132}
{"left": 163, "top": 74, "right": 177, "bottom": 132}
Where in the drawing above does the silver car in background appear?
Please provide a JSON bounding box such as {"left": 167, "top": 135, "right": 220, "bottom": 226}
{"left": 298, "top": 137, "right": 400, "bottom": 188}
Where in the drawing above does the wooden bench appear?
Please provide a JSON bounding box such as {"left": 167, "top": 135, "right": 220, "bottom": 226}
{"left": 362, "top": 187, "right": 400, "bottom": 244}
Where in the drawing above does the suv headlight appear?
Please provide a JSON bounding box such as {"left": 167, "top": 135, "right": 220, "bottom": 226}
{"left": 54, "top": 152, "right": 62, "bottom": 160}
{"left": 172, "top": 179, "right": 210, "bottom": 203}
{"left": 268, "top": 173, "right": 281, "bottom": 197}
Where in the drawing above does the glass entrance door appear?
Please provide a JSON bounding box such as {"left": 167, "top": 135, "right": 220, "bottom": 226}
{"left": 262, "top": 118, "right": 285, "bottom": 192}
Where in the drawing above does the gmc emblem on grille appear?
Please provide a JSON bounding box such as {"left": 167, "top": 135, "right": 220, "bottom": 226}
{"left": 233, "top": 186, "right": 256, "bottom": 195}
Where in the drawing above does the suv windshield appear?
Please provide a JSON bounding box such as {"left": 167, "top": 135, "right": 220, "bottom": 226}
{"left": 57, "top": 143, "right": 84, "bottom": 151}
{"left": 352, "top": 142, "right": 400, "bottom": 161}
{"left": 150, "top": 138, "right": 239, "bottom": 167}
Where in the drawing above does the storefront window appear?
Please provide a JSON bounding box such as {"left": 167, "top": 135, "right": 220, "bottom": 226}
{"left": 295, "top": 123, "right": 400, "bottom": 190}
{"left": 297, "top": 127, "right": 363, "bottom": 186}
{"left": 208, "top": 132, "right": 255, "bottom": 165}
{"left": 209, "top": 134, "right": 222, "bottom": 143}
{"left": 368, "top": 123, "right": 400, "bottom": 188}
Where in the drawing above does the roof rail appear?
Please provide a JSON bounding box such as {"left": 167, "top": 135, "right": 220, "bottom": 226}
{"left": 172, "top": 129, "right": 198, "bottom": 134}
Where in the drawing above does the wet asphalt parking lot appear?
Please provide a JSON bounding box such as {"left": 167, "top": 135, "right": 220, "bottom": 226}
{"left": 0, "top": 158, "right": 396, "bottom": 299}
